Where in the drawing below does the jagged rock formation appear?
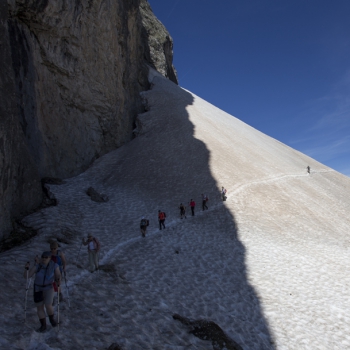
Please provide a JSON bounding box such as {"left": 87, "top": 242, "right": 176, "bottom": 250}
{"left": 140, "top": 1, "right": 178, "bottom": 83}
{"left": 0, "top": 0, "right": 177, "bottom": 238}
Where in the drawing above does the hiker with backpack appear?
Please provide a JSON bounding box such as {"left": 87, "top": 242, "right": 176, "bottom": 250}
{"left": 221, "top": 187, "right": 227, "bottom": 201}
{"left": 202, "top": 194, "right": 209, "bottom": 210}
{"left": 179, "top": 203, "right": 186, "bottom": 219}
{"left": 307, "top": 166, "right": 310, "bottom": 174}
{"left": 140, "top": 216, "right": 149, "bottom": 237}
{"left": 158, "top": 210, "right": 166, "bottom": 230}
{"left": 82, "top": 234, "right": 101, "bottom": 272}
{"left": 50, "top": 241, "right": 66, "bottom": 301}
{"left": 189, "top": 199, "right": 196, "bottom": 216}
{"left": 24, "top": 252, "right": 61, "bottom": 332}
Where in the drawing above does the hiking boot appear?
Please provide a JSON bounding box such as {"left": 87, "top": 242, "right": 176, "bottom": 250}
{"left": 36, "top": 318, "right": 46, "bottom": 333}
{"left": 49, "top": 314, "right": 57, "bottom": 327}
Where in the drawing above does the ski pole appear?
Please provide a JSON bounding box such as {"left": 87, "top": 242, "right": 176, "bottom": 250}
{"left": 64, "top": 271, "right": 70, "bottom": 308}
{"left": 75, "top": 241, "right": 83, "bottom": 265}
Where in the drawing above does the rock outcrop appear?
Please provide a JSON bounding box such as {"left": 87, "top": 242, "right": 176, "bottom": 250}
{"left": 0, "top": 0, "right": 177, "bottom": 238}
{"left": 173, "top": 314, "right": 243, "bottom": 350}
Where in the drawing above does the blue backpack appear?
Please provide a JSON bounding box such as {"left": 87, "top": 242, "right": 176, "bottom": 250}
{"left": 51, "top": 250, "right": 63, "bottom": 271}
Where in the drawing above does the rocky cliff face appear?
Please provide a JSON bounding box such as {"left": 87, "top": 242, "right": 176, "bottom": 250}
{"left": 0, "top": 0, "right": 177, "bottom": 238}
{"left": 0, "top": 1, "right": 43, "bottom": 235}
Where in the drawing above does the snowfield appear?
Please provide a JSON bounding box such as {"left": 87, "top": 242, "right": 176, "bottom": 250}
{"left": 1, "top": 69, "right": 350, "bottom": 350}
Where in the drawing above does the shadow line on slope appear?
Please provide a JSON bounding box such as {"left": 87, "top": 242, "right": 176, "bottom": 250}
{"left": 97, "top": 74, "right": 276, "bottom": 349}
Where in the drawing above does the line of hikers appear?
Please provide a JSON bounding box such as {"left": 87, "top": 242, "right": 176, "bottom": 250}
{"left": 140, "top": 188, "right": 228, "bottom": 237}
{"left": 24, "top": 165, "right": 311, "bottom": 331}
{"left": 24, "top": 188, "right": 229, "bottom": 331}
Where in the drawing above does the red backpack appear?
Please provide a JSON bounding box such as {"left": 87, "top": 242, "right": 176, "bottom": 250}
{"left": 93, "top": 238, "right": 101, "bottom": 251}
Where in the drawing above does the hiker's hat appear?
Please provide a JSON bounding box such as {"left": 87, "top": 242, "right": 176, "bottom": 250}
{"left": 88, "top": 233, "right": 93, "bottom": 238}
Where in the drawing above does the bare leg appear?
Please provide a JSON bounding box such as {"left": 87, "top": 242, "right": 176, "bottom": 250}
{"left": 37, "top": 304, "right": 46, "bottom": 319}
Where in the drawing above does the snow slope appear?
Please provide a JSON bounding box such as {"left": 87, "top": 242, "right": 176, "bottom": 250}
{"left": 1, "top": 70, "right": 350, "bottom": 350}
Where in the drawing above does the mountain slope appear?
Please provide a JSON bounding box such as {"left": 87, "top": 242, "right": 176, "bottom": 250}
{"left": 0, "top": 70, "right": 349, "bottom": 349}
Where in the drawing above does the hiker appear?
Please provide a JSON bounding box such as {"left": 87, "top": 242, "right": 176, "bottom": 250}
{"left": 82, "top": 234, "right": 100, "bottom": 272}
{"left": 189, "top": 199, "right": 196, "bottom": 216}
{"left": 50, "top": 241, "right": 66, "bottom": 301}
{"left": 221, "top": 187, "right": 227, "bottom": 201}
{"left": 179, "top": 203, "right": 186, "bottom": 219}
{"left": 24, "top": 252, "right": 61, "bottom": 332}
{"left": 202, "top": 194, "right": 208, "bottom": 210}
{"left": 140, "top": 216, "right": 149, "bottom": 237}
{"left": 158, "top": 210, "right": 166, "bottom": 230}
{"left": 307, "top": 166, "right": 310, "bottom": 174}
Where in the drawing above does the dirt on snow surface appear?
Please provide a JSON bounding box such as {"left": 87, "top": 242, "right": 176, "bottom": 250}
{"left": 1, "top": 70, "right": 350, "bottom": 350}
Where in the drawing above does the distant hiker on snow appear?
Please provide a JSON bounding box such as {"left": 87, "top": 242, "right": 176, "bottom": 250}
{"left": 50, "top": 241, "right": 66, "bottom": 301}
{"left": 189, "top": 199, "right": 196, "bottom": 216}
{"left": 24, "top": 252, "right": 61, "bottom": 332}
{"left": 307, "top": 166, "right": 310, "bottom": 174}
{"left": 82, "top": 234, "right": 100, "bottom": 272}
{"left": 202, "top": 194, "right": 209, "bottom": 210}
{"left": 140, "top": 216, "right": 149, "bottom": 237}
{"left": 158, "top": 210, "right": 166, "bottom": 230}
{"left": 221, "top": 187, "right": 227, "bottom": 201}
{"left": 179, "top": 203, "right": 186, "bottom": 219}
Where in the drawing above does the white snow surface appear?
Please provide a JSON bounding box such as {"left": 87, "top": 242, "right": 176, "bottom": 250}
{"left": 1, "top": 71, "right": 350, "bottom": 350}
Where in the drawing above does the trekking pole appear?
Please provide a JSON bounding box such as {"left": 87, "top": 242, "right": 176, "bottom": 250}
{"left": 64, "top": 272, "right": 71, "bottom": 308}
{"left": 97, "top": 252, "right": 100, "bottom": 276}
{"left": 24, "top": 262, "right": 31, "bottom": 322}
{"left": 57, "top": 285, "right": 60, "bottom": 332}
{"left": 75, "top": 240, "right": 83, "bottom": 265}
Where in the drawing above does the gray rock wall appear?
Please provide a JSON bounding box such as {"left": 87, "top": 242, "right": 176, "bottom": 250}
{"left": 0, "top": 0, "right": 177, "bottom": 238}
{"left": 0, "top": 1, "right": 43, "bottom": 235}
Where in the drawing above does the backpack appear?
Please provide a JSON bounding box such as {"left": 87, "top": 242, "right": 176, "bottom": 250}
{"left": 141, "top": 219, "right": 147, "bottom": 226}
{"left": 35, "top": 261, "right": 56, "bottom": 289}
{"left": 51, "top": 250, "right": 62, "bottom": 268}
{"left": 205, "top": 196, "right": 209, "bottom": 201}
{"left": 93, "top": 237, "right": 101, "bottom": 251}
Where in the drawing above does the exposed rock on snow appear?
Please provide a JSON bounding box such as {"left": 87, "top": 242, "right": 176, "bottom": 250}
{"left": 86, "top": 187, "right": 109, "bottom": 203}
{"left": 173, "top": 314, "right": 243, "bottom": 350}
{"left": 0, "top": 221, "right": 37, "bottom": 253}
{"left": 107, "top": 343, "right": 124, "bottom": 350}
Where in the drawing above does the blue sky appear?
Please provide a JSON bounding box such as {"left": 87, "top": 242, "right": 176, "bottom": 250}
{"left": 148, "top": 0, "right": 350, "bottom": 177}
